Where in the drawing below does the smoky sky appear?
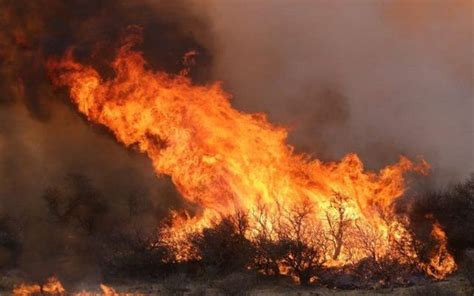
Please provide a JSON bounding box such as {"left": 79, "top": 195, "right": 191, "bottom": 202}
{"left": 194, "top": 0, "right": 473, "bottom": 185}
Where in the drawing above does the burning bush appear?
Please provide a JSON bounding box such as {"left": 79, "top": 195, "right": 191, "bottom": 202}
{"left": 232, "top": 202, "right": 330, "bottom": 285}
{"left": 273, "top": 210, "right": 328, "bottom": 285}
{"left": 411, "top": 175, "right": 474, "bottom": 255}
{"left": 3, "top": 22, "right": 463, "bottom": 291}
{"left": 251, "top": 204, "right": 288, "bottom": 277}
{"left": 5, "top": 171, "right": 459, "bottom": 289}
{"left": 172, "top": 199, "right": 450, "bottom": 287}
{"left": 325, "top": 193, "right": 352, "bottom": 261}
{"left": 189, "top": 212, "right": 255, "bottom": 275}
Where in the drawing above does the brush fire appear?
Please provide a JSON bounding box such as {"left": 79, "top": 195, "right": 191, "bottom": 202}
{"left": 1, "top": 1, "right": 472, "bottom": 295}
{"left": 44, "top": 29, "right": 454, "bottom": 285}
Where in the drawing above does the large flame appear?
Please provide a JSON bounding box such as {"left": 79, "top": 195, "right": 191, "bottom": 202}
{"left": 47, "top": 32, "right": 455, "bottom": 278}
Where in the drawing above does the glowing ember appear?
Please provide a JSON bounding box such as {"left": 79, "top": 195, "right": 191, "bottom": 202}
{"left": 47, "top": 30, "right": 455, "bottom": 279}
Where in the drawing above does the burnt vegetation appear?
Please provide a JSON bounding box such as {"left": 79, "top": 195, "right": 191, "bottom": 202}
{"left": 0, "top": 174, "right": 473, "bottom": 290}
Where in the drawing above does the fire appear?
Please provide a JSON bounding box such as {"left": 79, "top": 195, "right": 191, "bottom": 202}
{"left": 47, "top": 30, "right": 455, "bottom": 279}
{"left": 99, "top": 284, "right": 118, "bottom": 296}
{"left": 75, "top": 284, "right": 122, "bottom": 296}
{"left": 13, "top": 277, "right": 64, "bottom": 296}
{"left": 41, "top": 277, "right": 66, "bottom": 295}
{"left": 426, "top": 222, "right": 457, "bottom": 279}
{"left": 13, "top": 278, "right": 130, "bottom": 296}
{"left": 13, "top": 282, "right": 41, "bottom": 296}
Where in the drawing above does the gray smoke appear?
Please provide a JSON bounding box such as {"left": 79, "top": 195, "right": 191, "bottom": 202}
{"left": 192, "top": 0, "right": 473, "bottom": 185}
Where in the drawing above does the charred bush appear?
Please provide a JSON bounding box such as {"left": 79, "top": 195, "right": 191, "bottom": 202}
{"left": 190, "top": 212, "right": 255, "bottom": 275}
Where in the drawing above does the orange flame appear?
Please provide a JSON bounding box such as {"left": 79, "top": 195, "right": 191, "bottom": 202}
{"left": 13, "top": 279, "right": 137, "bottom": 296}
{"left": 425, "top": 222, "right": 457, "bottom": 279}
{"left": 13, "top": 277, "right": 65, "bottom": 296}
{"left": 13, "top": 283, "right": 41, "bottom": 296}
{"left": 99, "top": 284, "right": 118, "bottom": 296}
{"left": 47, "top": 32, "right": 455, "bottom": 278}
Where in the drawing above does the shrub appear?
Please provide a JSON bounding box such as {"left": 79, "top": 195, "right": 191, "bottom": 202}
{"left": 279, "top": 204, "right": 329, "bottom": 285}
{"left": 100, "top": 231, "right": 171, "bottom": 280}
{"left": 409, "top": 174, "right": 474, "bottom": 255}
{"left": 251, "top": 204, "right": 288, "bottom": 276}
{"left": 190, "top": 212, "right": 255, "bottom": 275}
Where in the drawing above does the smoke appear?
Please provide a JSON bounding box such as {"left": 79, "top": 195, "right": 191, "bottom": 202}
{"left": 0, "top": 0, "right": 471, "bottom": 282}
{"left": 193, "top": 0, "right": 473, "bottom": 185}
{"left": 0, "top": 0, "right": 208, "bottom": 281}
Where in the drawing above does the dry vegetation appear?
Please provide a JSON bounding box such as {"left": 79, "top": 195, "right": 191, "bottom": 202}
{"left": 0, "top": 175, "right": 473, "bottom": 294}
